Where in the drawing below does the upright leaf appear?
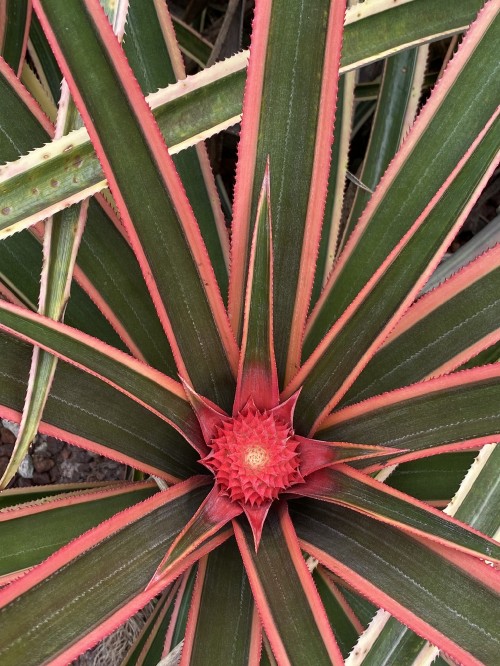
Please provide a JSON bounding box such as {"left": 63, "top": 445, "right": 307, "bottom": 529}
{"left": 0, "top": 0, "right": 31, "bottom": 75}
{"left": 234, "top": 164, "right": 278, "bottom": 412}
{"left": 234, "top": 504, "right": 343, "bottom": 666}
{"left": 305, "top": 2, "right": 500, "bottom": 356}
{"left": 33, "top": 0, "right": 238, "bottom": 408}
{"left": 123, "top": 0, "right": 229, "bottom": 300}
{"left": 180, "top": 540, "right": 259, "bottom": 665}
{"left": 229, "top": 0, "right": 346, "bottom": 386}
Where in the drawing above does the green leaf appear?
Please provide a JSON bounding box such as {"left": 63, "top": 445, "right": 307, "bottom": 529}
{"left": 313, "top": 568, "right": 363, "bottom": 658}
{"left": 0, "top": 61, "right": 50, "bottom": 163}
{"left": 168, "top": 565, "right": 198, "bottom": 650}
{"left": 340, "top": 0, "right": 483, "bottom": 72}
{"left": 305, "top": 7, "right": 500, "bottom": 360}
{"left": 421, "top": 211, "right": 500, "bottom": 295}
{"left": 121, "top": 586, "right": 178, "bottom": 666}
{"left": 354, "top": 615, "right": 442, "bottom": 666}
{"left": 311, "top": 72, "right": 356, "bottom": 307}
{"left": 0, "top": 333, "right": 198, "bottom": 480}
{"left": 182, "top": 539, "right": 257, "bottom": 665}
{"left": 0, "top": 55, "right": 245, "bottom": 237}
{"left": 123, "top": 0, "right": 229, "bottom": 301}
{"left": 172, "top": 16, "right": 213, "bottom": 68}
{"left": 35, "top": 0, "right": 237, "bottom": 408}
{"left": 0, "top": 482, "right": 209, "bottom": 666}
{"left": 234, "top": 505, "right": 343, "bottom": 665}
{"left": 319, "top": 367, "right": 500, "bottom": 468}
{"left": 1, "top": 204, "right": 89, "bottom": 487}
{"left": 235, "top": 165, "right": 278, "bottom": 411}
{"left": 291, "top": 499, "right": 500, "bottom": 665}
{"left": 386, "top": 452, "right": 476, "bottom": 501}
{"left": 1, "top": 0, "right": 484, "bottom": 237}
{"left": 76, "top": 199, "right": 177, "bottom": 373}
{"left": 0, "top": 300, "right": 205, "bottom": 450}
{"left": 0, "top": 482, "right": 157, "bottom": 577}
{"left": 339, "top": 48, "right": 424, "bottom": 252}
{"left": 229, "top": 0, "right": 345, "bottom": 385}
{"left": 28, "top": 10, "right": 61, "bottom": 103}
{"left": 301, "top": 466, "right": 500, "bottom": 562}
{"left": 0, "top": 0, "right": 30, "bottom": 75}
{"left": 293, "top": 110, "right": 500, "bottom": 433}
{"left": 355, "top": 442, "right": 500, "bottom": 664}
{"left": 341, "top": 247, "right": 500, "bottom": 407}
{"left": 0, "top": 229, "right": 126, "bottom": 350}
{"left": 0, "top": 54, "right": 174, "bottom": 367}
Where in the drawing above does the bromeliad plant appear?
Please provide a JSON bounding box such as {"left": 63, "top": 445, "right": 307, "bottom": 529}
{"left": 0, "top": 0, "right": 499, "bottom": 664}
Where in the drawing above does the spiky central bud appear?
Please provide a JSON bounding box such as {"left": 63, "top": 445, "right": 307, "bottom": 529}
{"left": 201, "top": 403, "right": 303, "bottom": 506}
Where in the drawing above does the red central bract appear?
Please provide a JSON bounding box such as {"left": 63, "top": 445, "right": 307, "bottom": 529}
{"left": 200, "top": 400, "right": 303, "bottom": 506}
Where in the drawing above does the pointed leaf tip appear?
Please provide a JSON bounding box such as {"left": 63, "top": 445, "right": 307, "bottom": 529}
{"left": 242, "top": 502, "right": 272, "bottom": 551}
{"left": 180, "top": 379, "right": 228, "bottom": 449}
{"left": 234, "top": 166, "right": 278, "bottom": 413}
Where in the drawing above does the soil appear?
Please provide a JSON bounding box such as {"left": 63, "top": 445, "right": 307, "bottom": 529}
{"left": 0, "top": 420, "right": 127, "bottom": 487}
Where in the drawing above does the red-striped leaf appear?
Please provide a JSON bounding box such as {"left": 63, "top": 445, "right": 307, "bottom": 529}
{"left": 234, "top": 163, "right": 279, "bottom": 413}
{"left": 33, "top": 0, "right": 238, "bottom": 410}
{"left": 234, "top": 503, "right": 343, "bottom": 666}
{"left": 291, "top": 499, "right": 500, "bottom": 666}
{"left": 229, "top": 0, "right": 346, "bottom": 387}
{"left": 292, "top": 465, "right": 500, "bottom": 563}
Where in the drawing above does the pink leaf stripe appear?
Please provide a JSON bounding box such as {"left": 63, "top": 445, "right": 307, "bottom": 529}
{"left": 320, "top": 364, "right": 500, "bottom": 431}
{"left": 379, "top": 243, "right": 500, "bottom": 378}
{"left": 149, "top": 485, "right": 241, "bottom": 587}
{"left": 234, "top": 503, "right": 344, "bottom": 666}
{"left": 296, "top": 464, "right": 500, "bottom": 563}
{"left": 0, "top": 299, "right": 207, "bottom": 448}
{"left": 235, "top": 162, "right": 279, "bottom": 413}
{"left": 284, "top": 0, "right": 347, "bottom": 384}
{"left": 306, "top": 0, "right": 499, "bottom": 340}
{"left": 0, "top": 404, "right": 182, "bottom": 483}
{"left": 0, "top": 55, "right": 53, "bottom": 136}
{"left": 0, "top": 477, "right": 232, "bottom": 666}
{"left": 286, "top": 107, "right": 500, "bottom": 431}
{"left": 33, "top": 0, "right": 239, "bottom": 382}
{"left": 300, "top": 538, "right": 489, "bottom": 666}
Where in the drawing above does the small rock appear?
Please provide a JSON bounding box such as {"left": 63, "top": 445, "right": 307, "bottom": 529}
{"left": 0, "top": 443, "right": 14, "bottom": 457}
{"left": 2, "top": 421, "right": 19, "bottom": 437}
{"left": 33, "top": 441, "right": 48, "bottom": 454}
{"left": 49, "top": 465, "right": 61, "bottom": 483}
{"left": 60, "top": 446, "right": 71, "bottom": 460}
{"left": 0, "top": 427, "right": 16, "bottom": 446}
{"left": 46, "top": 437, "right": 64, "bottom": 454}
{"left": 17, "top": 477, "right": 33, "bottom": 487}
{"left": 18, "top": 455, "right": 34, "bottom": 479}
{"left": 33, "top": 455, "right": 55, "bottom": 473}
{"left": 32, "top": 471, "right": 51, "bottom": 485}
{"left": 0, "top": 456, "right": 10, "bottom": 474}
{"left": 68, "top": 448, "right": 91, "bottom": 463}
